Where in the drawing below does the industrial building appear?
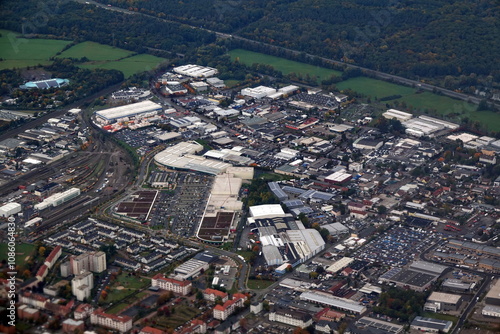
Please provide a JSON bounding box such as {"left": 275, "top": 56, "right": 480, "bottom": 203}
{"left": 353, "top": 137, "right": 384, "bottom": 150}
{"left": 424, "top": 292, "right": 462, "bottom": 312}
{"left": 402, "top": 118, "right": 446, "bottom": 137}
{"left": 323, "top": 223, "right": 349, "bottom": 236}
{"left": 379, "top": 261, "right": 447, "bottom": 292}
{"left": 0, "top": 202, "right": 22, "bottom": 217}
{"left": 485, "top": 279, "right": 500, "bottom": 306}
{"left": 410, "top": 316, "right": 452, "bottom": 333}
{"left": 173, "top": 64, "right": 218, "bottom": 78}
{"left": 355, "top": 317, "right": 404, "bottom": 334}
{"left": 95, "top": 100, "right": 162, "bottom": 125}
{"left": 34, "top": 188, "right": 81, "bottom": 211}
{"left": 154, "top": 141, "right": 231, "bottom": 175}
{"left": 241, "top": 86, "right": 277, "bottom": 99}
{"left": 324, "top": 170, "right": 352, "bottom": 185}
{"left": 382, "top": 109, "right": 413, "bottom": 122}
{"left": 299, "top": 291, "right": 366, "bottom": 314}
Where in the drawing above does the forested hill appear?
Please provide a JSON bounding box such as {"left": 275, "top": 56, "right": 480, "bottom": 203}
{"left": 98, "top": 0, "right": 500, "bottom": 84}
{"left": 0, "top": 0, "right": 215, "bottom": 55}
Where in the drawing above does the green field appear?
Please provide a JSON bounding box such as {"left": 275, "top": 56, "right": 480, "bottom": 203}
{"left": 57, "top": 41, "right": 134, "bottom": 61}
{"left": 336, "top": 76, "right": 500, "bottom": 130}
{"left": 80, "top": 54, "right": 167, "bottom": 78}
{"left": 115, "top": 272, "right": 149, "bottom": 289}
{"left": 336, "top": 76, "right": 415, "bottom": 98}
{"left": 106, "top": 302, "right": 129, "bottom": 314}
{"left": 0, "top": 242, "right": 36, "bottom": 264}
{"left": 0, "top": 29, "right": 71, "bottom": 70}
{"left": 229, "top": 48, "right": 342, "bottom": 82}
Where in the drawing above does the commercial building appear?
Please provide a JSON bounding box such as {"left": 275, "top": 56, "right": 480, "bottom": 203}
{"left": 0, "top": 202, "right": 21, "bottom": 217}
{"left": 269, "top": 306, "right": 313, "bottom": 328}
{"left": 379, "top": 261, "right": 447, "bottom": 292}
{"left": 72, "top": 270, "right": 94, "bottom": 301}
{"left": 353, "top": 137, "right": 384, "bottom": 150}
{"left": 248, "top": 204, "right": 285, "bottom": 219}
{"left": 326, "top": 257, "right": 354, "bottom": 274}
{"left": 355, "top": 317, "right": 404, "bottom": 334}
{"left": 91, "top": 309, "right": 133, "bottom": 333}
{"left": 485, "top": 279, "right": 500, "bottom": 306}
{"left": 424, "top": 292, "right": 462, "bottom": 312}
{"left": 382, "top": 109, "right": 413, "bottom": 122}
{"left": 241, "top": 86, "right": 277, "bottom": 99}
{"left": 151, "top": 274, "right": 192, "bottom": 295}
{"left": 441, "top": 278, "right": 473, "bottom": 293}
{"left": 173, "top": 258, "right": 210, "bottom": 280}
{"left": 300, "top": 291, "right": 366, "bottom": 314}
{"left": 324, "top": 171, "right": 352, "bottom": 185}
{"left": 482, "top": 304, "right": 500, "bottom": 318}
{"left": 95, "top": 100, "right": 162, "bottom": 125}
{"left": 402, "top": 118, "right": 446, "bottom": 137}
{"left": 173, "top": 64, "right": 218, "bottom": 78}
{"left": 34, "top": 188, "right": 80, "bottom": 210}
{"left": 410, "top": 316, "right": 452, "bottom": 333}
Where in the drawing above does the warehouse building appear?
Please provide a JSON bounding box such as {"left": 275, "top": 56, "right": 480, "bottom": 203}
{"left": 485, "top": 279, "right": 500, "bottom": 306}
{"left": 241, "top": 86, "right": 277, "bottom": 99}
{"left": 424, "top": 292, "right": 462, "bottom": 312}
{"left": 402, "top": 118, "right": 446, "bottom": 137}
{"left": 382, "top": 109, "right": 413, "bottom": 122}
{"left": 34, "top": 188, "right": 81, "bottom": 211}
{"left": 95, "top": 100, "right": 162, "bottom": 125}
{"left": 300, "top": 291, "right": 366, "bottom": 314}
{"left": 410, "top": 316, "right": 452, "bottom": 333}
{"left": 0, "top": 202, "right": 22, "bottom": 217}
{"left": 154, "top": 141, "right": 231, "bottom": 175}
{"left": 173, "top": 64, "right": 218, "bottom": 78}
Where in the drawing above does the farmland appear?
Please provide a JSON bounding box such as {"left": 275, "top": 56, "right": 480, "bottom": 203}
{"left": 229, "top": 49, "right": 341, "bottom": 82}
{"left": 0, "top": 29, "right": 71, "bottom": 70}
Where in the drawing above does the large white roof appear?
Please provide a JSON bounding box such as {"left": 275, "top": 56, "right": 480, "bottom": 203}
{"left": 249, "top": 204, "right": 285, "bottom": 218}
{"left": 96, "top": 100, "right": 161, "bottom": 121}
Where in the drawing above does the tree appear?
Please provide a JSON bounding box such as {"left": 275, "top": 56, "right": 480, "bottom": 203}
{"left": 196, "top": 291, "right": 204, "bottom": 300}
{"left": 38, "top": 246, "right": 46, "bottom": 257}
{"left": 377, "top": 205, "right": 387, "bottom": 214}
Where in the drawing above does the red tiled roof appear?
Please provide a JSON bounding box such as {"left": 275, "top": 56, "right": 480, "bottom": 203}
{"left": 45, "top": 246, "right": 62, "bottom": 263}
{"left": 153, "top": 274, "right": 191, "bottom": 287}
{"left": 93, "top": 308, "right": 132, "bottom": 323}
{"left": 204, "top": 288, "right": 228, "bottom": 298}
{"left": 140, "top": 326, "right": 166, "bottom": 334}
{"left": 36, "top": 264, "right": 48, "bottom": 277}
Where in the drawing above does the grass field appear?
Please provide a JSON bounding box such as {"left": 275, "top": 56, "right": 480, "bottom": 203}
{"left": 116, "top": 272, "right": 149, "bottom": 289}
{"left": 247, "top": 279, "right": 275, "bottom": 289}
{"left": 229, "top": 49, "right": 341, "bottom": 82}
{"left": 422, "top": 312, "right": 458, "bottom": 324}
{"left": 0, "top": 243, "right": 36, "bottom": 263}
{"left": 336, "top": 76, "right": 500, "bottom": 130}
{"left": 107, "top": 302, "right": 129, "bottom": 314}
{"left": 155, "top": 305, "right": 200, "bottom": 329}
{"left": 0, "top": 29, "right": 71, "bottom": 70}
{"left": 57, "top": 41, "right": 134, "bottom": 61}
{"left": 80, "top": 54, "right": 167, "bottom": 78}
{"left": 336, "top": 76, "right": 415, "bottom": 98}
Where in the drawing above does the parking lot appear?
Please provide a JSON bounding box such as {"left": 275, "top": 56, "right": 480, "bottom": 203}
{"left": 148, "top": 172, "right": 213, "bottom": 237}
{"left": 353, "top": 226, "right": 438, "bottom": 267}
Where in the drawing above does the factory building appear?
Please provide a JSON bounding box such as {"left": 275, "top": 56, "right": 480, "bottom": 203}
{"left": 173, "top": 64, "right": 218, "bottom": 78}
{"left": 34, "top": 188, "right": 80, "bottom": 211}
{"left": 382, "top": 109, "right": 413, "bottom": 122}
{"left": 0, "top": 202, "right": 22, "bottom": 217}
{"left": 95, "top": 100, "right": 162, "bottom": 125}
{"left": 241, "top": 86, "right": 277, "bottom": 99}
